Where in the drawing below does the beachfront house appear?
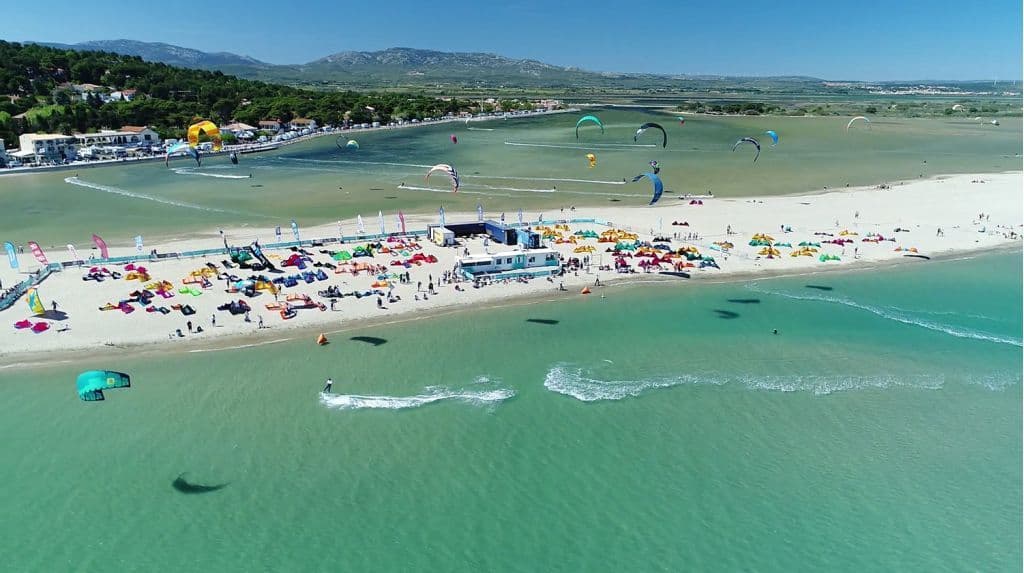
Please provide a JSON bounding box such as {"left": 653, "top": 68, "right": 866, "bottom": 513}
{"left": 258, "top": 120, "right": 282, "bottom": 133}
{"left": 220, "top": 122, "right": 258, "bottom": 139}
{"left": 457, "top": 248, "right": 561, "bottom": 276}
{"left": 18, "top": 133, "right": 78, "bottom": 163}
{"left": 0, "top": 139, "right": 8, "bottom": 166}
{"left": 288, "top": 118, "right": 317, "bottom": 131}
{"left": 74, "top": 126, "right": 161, "bottom": 147}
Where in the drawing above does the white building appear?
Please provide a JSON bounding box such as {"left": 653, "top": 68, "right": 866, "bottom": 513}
{"left": 18, "top": 133, "right": 78, "bottom": 162}
{"left": 74, "top": 126, "right": 160, "bottom": 147}
{"left": 457, "top": 248, "right": 561, "bottom": 275}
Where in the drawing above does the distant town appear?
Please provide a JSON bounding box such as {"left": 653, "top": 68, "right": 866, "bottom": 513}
{"left": 0, "top": 79, "right": 563, "bottom": 169}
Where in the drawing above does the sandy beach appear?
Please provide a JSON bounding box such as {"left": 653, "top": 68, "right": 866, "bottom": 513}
{"left": 1, "top": 171, "right": 1019, "bottom": 363}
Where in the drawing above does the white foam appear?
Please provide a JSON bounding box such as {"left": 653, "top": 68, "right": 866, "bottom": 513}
{"left": 504, "top": 141, "right": 656, "bottom": 150}
{"left": 462, "top": 175, "right": 626, "bottom": 186}
{"left": 543, "top": 364, "right": 958, "bottom": 401}
{"left": 466, "top": 127, "right": 495, "bottom": 131}
{"left": 746, "top": 284, "right": 1023, "bottom": 347}
{"left": 320, "top": 385, "right": 514, "bottom": 410}
{"left": 64, "top": 177, "right": 240, "bottom": 214}
{"left": 172, "top": 168, "right": 251, "bottom": 179}
{"left": 278, "top": 157, "right": 434, "bottom": 169}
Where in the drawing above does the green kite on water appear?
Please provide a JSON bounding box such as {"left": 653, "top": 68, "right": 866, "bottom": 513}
{"left": 77, "top": 370, "right": 131, "bottom": 401}
{"left": 575, "top": 115, "right": 604, "bottom": 140}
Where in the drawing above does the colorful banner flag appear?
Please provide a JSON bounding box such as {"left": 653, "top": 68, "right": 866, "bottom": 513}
{"left": 337, "top": 221, "right": 343, "bottom": 239}
{"left": 439, "top": 205, "right": 446, "bottom": 228}
{"left": 397, "top": 211, "right": 406, "bottom": 235}
{"left": 357, "top": 215, "right": 365, "bottom": 235}
{"left": 477, "top": 203, "right": 484, "bottom": 222}
{"left": 26, "top": 287, "right": 44, "bottom": 314}
{"left": 27, "top": 241, "right": 48, "bottom": 265}
{"left": 378, "top": 210, "right": 385, "bottom": 235}
{"left": 134, "top": 235, "right": 144, "bottom": 253}
{"left": 67, "top": 244, "right": 81, "bottom": 262}
{"left": 290, "top": 220, "right": 300, "bottom": 241}
{"left": 3, "top": 241, "right": 18, "bottom": 269}
{"left": 91, "top": 234, "right": 109, "bottom": 259}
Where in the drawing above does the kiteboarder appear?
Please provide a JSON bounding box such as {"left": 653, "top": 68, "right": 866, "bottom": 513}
{"left": 323, "top": 378, "right": 333, "bottom": 393}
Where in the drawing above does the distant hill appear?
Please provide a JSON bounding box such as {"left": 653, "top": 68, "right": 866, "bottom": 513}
{"left": 34, "top": 40, "right": 272, "bottom": 70}
{"left": 31, "top": 40, "right": 829, "bottom": 91}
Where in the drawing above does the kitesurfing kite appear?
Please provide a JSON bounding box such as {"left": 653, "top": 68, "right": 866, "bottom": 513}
{"left": 187, "top": 120, "right": 222, "bottom": 151}
{"left": 26, "top": 287, "right": 44, "bottom": 314}
{"left": 846, "top": 116, "right": 871, "bottom": 131}
{"left": 585, "top": 153, "right": 597, "bottom": 168}
{"left": 764, "top": 130, "right": 779, "bottom": 146}
{"left": 336, "top": 137, "right": 359, "bottom": 150}
{"left": 575, "top": 115, "right": 604, "bottom": 140}
{"left": 632, "top": 172, "right": 664, "bottom": 205}
{"left": 426, "top": 164, "right": 460, "bottom": 192}
{"left": 77, "top": 370, "right": 131, "bottom": 402}
{"left": 951, "top": 104, "right": 964, "bottom": 112}
{"left": 165, "top": 141, "right": 200, "bottom": 167}
{"left": 634, "top": 122, "right": 667, "bottom": 147}
{"left": 450, "top": 134, "right": 458, "bottom": 144}
{"left": 732, "top": 137, "right": 761, "bottom": 162}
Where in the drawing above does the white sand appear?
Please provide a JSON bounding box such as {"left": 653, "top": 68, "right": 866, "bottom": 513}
{"left": 1, "top": 172, "right": 1020, "bottom": 362}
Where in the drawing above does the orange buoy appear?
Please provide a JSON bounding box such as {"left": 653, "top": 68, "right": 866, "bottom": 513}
{"left": 580, "top": 287, "right": 591, "bottom": 295}
{"left": 316, "top": 333, "right": 328, "bottom": 345}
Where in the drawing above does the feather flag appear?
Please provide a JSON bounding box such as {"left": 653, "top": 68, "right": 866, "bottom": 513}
{"left": 439, "top": 205, "right": 446, "bottom": 228}
{"left": 27, "top": 242, "right": 48, "bottom": 265}
{"left": 67, "top": 244, "right": 81, "bottom": 262}
{"left": 357, "top": 215, "right": 365, "bottom": 235}
{"left": 378, "top": 210, "right": 385, "bottom": 235}
{"left": 4, "top": 241, "right": 18, "bottom": 269}
{"left": 91, "top": 234, "right": 109, "bottom": 259}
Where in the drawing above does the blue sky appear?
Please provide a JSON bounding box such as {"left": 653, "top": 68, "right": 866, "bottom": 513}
{"left": 3, "top": 0, "right": 1021, "bottom": 80}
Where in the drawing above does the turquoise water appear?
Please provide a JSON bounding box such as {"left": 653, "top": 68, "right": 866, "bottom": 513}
{"left": 1, "top": 111, "right": 1020, "bottom": 246}
{"left": 1, "top": 251, "right": 1020, "bottom": 571}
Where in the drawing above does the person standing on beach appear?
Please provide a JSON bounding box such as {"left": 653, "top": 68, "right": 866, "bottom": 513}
{"left": 51, "top": 300, "right": 58, "bottom": 313}
{"left": 187, "top": 320, "right": 193, "bottom": 333}
{"left": 211, "top": 314, "right": 216, "bottom": 327}
{"left": 258, "top": 315, "right": 264, "bottom": 329}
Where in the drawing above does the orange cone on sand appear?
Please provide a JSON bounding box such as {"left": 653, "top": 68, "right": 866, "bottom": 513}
{"left": 316, "top": 333, "right": 328, "bottom": 345}
{"left": 580, "top": 287, "right": 591, "bottom": 295}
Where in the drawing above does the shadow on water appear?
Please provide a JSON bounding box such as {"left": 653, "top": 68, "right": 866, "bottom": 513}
{"left": 351, "top": 336, "right": 388, "bottom": 346}
{"left": 172, "top": 473, "right": 228, "bottom": 494}
{"left": 805, "top": 285, "right": 833, "bottom": 291}
{"left": 726, "top": 298, "right": 760, "bottom": 304}
{"left": 713, "top": 309, "right": 740, "bottom": 319}
{"left": 526, "top": 318, "right": 560, "bottom": 325}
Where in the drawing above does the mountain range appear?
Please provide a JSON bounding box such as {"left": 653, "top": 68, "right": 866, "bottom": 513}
{"left": 31, "top": 39, "right": 827, "bottom": 92}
